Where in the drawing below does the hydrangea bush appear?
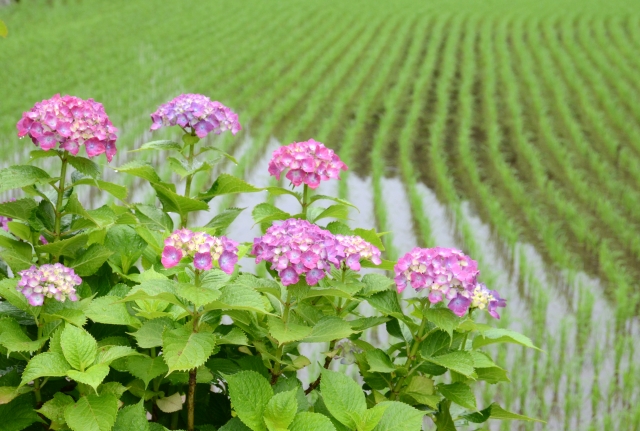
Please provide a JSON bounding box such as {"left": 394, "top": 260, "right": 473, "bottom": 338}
{"left": 0, "top": 93, "right": 541, "bottom": 431}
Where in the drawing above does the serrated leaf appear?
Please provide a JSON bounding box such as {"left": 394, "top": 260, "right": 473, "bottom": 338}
{"left": 360, "top": 274, "right": 394, "bottom": 296}
{"left": 268, "top": 316, "right": 312, "bottom": 344}
{"left": 205, "top": 284, "right": 268, "bottom": 314}
{"left": 95, "top": 345, "right": 140, "bottom": 364}
{"left": 0, "top": 317, "right": 46, "bottom": 354}
{"left": 359, "top": 404, "right": 389, "bottom": 431}
{"left": 366, "top": 291, "right": 403, "bottom": 316}
{"left": 104, "top": 225, "right": 147, "bottom": 274}
{"left": 152, "top": 183, "right": 209, "bottom": 215}
{"left": 124, "top": 356, "right": 168, "bottom": 388}
{"left": 0, "top": 386, "right": 31, "bottom": 405}
{"left": 86, "top": 296, "right": 140, "bottom": 327}
{"left": 252, "top": 203, "right": 291, "bottom": 226}
{"left": 199, "top": 173, "right": 263, "bottom": 202}
{"left": 133, "top": 140, "right": 182, "bottom": 152}
{"left": 0, "top": 198, "right": 37, "bottom": 222}
{"left": 472, "top": 328, "right": 540, "bottom": 351}
{"left": 289, "top": 412, "right": 336, "bottom": 431}
{"left": 349, "top": 316, "right": 390, "bottom": 332}
{"left": 135, "top": 204, "right": 174, "bottom": 232}
{"left": 0, "top": 249, "right": 33, "bottom": 272}
{"left": 434, "top": 401, "right": 456, "bottom": 431}
{"left": 437, "top": 382, "right": 476, "bottom": 410}
{"left": 264, "top": 186, "right": 301, "bottom": 199}
{"left": 73, "top": 178, "right": 127, "bottom": 200}
{"left": 61, "top": 324, "right": 98, "bottom": 371}
{"left": 0, "top": 165, "right": 51, "bottom": 194}
{"left": 156, "top": 392, "right": 183, "bottom": 413}
{"left": 162, "top": 322, "right": 217, "bottom": 373}
{"left": 114, "top": 160, "right": 161, "bottom": 183}
{"left": 204, "top": 207, "right": 244, "bottom": 234}
{"left": 486, "top": 403, "right": 545, "bottom": 422}
{"left": 0, "top": 395, "right": 42, "bottom": 431}
{"left": 21, "top": 352, "right": 72, "bottom": 386}
{"left": 178, "top": 283, "right": 221, "bottom": 308}
{"left": 226, "top": 370, "right": 273, "bottom": 431}
{"left": 43, "top": 308, "right": 87, "bottom": 327}
{"left": 427, "top": 351, "right": 475, "bottom": 378}
{"left": 68, "top": 244, "right": 113, "bottom": 276}
{"left": 0, "top": 279, "right": 30, "bottom": 314}
{"left": 219, "top": 418, "right": 252, "bottom": 431}
{"left": 130, "top": 318, "right": 174, "bottom": 348}
{"left": 113, "top": 399, "right": 150, "bottom": 431}
{"left": 404, "top": 376, "right": 437, "bottom": 408}
{"left": 67, "top": 156, "right": 101, "bottom": 179}
{"left": 217, "top": 327, "right": 249, "bottom": 345}
{"left": 64, "top": 393, "right": 118, "bottom": 431}
{"left": 422, "top": 308, "right": 459, "bottom": 336}
{"left": 303, "top": 316, "right": 353, "bottom": 343}
{"left": 320, "top": 369, "right": 366, "bottom": 428}
{"left": 310, "top": 195, "right": 357, "bottom": 210}
{"left": 264, "top": 388, "right": 298, "bottom": 431}
{"left": 366, "top": 349, "right": 396, "bottom": 373}
{"left": 67, "top": 364, "right": 110, "bottom": 391}
{"left": 353, "top": 228, "right": 384, "bottom": 251}
{"left": 420, "top": 330, "right": 451, "bottom": 358}
{"left": 475, "top": 367, "right": 510, "bottom": 384}
{"left": 312, "top": 204, "right": 349, "bottom": 223}
{"left": 37, "top": 392, "right": 74, "bottom": 423}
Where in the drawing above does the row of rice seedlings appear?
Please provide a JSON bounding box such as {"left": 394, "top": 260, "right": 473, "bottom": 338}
{"left": 604, "top": 16, "right": 640, "bottom": 75}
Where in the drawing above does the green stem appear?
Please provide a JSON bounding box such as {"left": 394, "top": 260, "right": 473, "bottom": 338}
{"left": 181, "top": 143, "right": 196, "bottom": 228}
{"left": 301, "top": 184, "right": 309, "bottom": 219}
{"left": 271, "top": 290, "right": 291, "bottom": 385}
{"left": 34, "top": 324, "right": 43, "bottom": 404}
{"left": 186, "top": 270, "right": 201, "bottom": 431}
{"left": 391, "top": 304, "right": 430, "bottom": 400}
{"left": 170, "top": 410, "right": 180, "bottom": 430}
{"left": 52, "top": 152, "right": 69, "bottom": 263}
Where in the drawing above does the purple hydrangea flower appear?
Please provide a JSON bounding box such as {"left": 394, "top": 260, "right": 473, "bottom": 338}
{"left": 150, "top": 94, "right": 241, "bottom": 138}
{"left": 335, "top": 235, "right": 382, "bottom": 271}
{"left": 17, "top": 264, "right": 81, "bottom": 306}
{"left": 252, "top": 218, "right": 341, "bottom": 286}
{"left": 470, "top": 282, "right": 506, "bottom": 319}
{"left": 394, "top": 247, "right": 481, "bottom": 317}
{"left": 161, "top": 228, "right": 238, "bottom": 274}
{"left": 267, "top": 139, "right": 348, "bottom": 189}
{"left": 16, "top": 94, "right": 118, "bottom": 162}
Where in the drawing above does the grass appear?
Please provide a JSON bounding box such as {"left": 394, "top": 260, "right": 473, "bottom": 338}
{"left": 1, "top": 0, "right": 640, "bottom": 429}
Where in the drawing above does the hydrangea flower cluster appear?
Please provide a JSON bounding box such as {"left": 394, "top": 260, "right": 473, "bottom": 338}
{"left": 252, "top": 219, "right": 341, "bottom": 286}
{"left": 16, "top": 94, "right": 118, "bottom": 162}
{"left": 17, "top": 264, "right": 81, "bottom": 306}
{"left": 161, "top": 228, "right": 238, "bottom": 274}
{"left": 394, "top": 247, "right": 484, "bottom": 317}
{"left": 471, "top": 282, "right": 506, "bottom": 319}
{"left": 334, "top": 339, "right": 364, "bottom": 365}
{"left": 267, "top": 139, "right": 348, "bottom": 189}
{"left": 150, "top": 94, "right": 241, "bottom": 138}
{"left": 335, "top": 235, "right": 382, "bottom": 271}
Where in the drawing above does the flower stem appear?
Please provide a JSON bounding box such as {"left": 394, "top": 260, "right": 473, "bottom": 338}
{"left": 301, "top": 184, "right": 309, "bottom": 219}
{"left": 181, "top": 143, "right": 196, "bottom": 228}
{"left": 271, "top": 290, "right": 291, "bottom": 385}
{"left": 186, "top": 270, "right": 201, "bottom": 431}
{"left": 52, "top": 152, "right": 69, "bottom": 263}
{"left": 34, "top": 324, "right": 43, "bottom": 404}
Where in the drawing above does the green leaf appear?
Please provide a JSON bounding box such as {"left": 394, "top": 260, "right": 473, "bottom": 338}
{"left": 36, "top": 233, "right": 88, "bottom": 258}
{"left": 204, "top": 207, "right": 244, "bottom": 234}
{"left": 426, "top": 351, "right": 475, "bottom": 378}
{"left": 366, "top": 349, "right": 396, "bottom": 373}
{"left": 0, "top": 386, "right": 31, "bottom": 405}
{"left": 61, "top": 324, "right": 98, "bottom": 371}
{"left": 303, "top": 316, "right": 353, "bottom": 343}
{"left": 472, "top": 328, "right": 541, "bottom": 351}
{"left": 162, "top": 322, "right": 217, "bottom": 373}
{"left": 0, "top": 198, "right": 37, "bottom": 222}
{"left": 37, "top": 392, "right": 75, "bottom": 425}
{"left": 0, "top": 280, "right": 29, "bottom": 316}
{"left": 310, "top": 195, "right": 357, "bottom": 210}
{"left": 135, "top": 204, "right": 174, "bottom": 232}
{"left": 156, "top": 391, "right": 184, "bottom": 413}
{"left": 325, "top": 221, "right": 354, "bottom": 236}
{"left": 7, "top": 221, "right": 31, "bottom": 242}
{"left": 124, "top": 356, "right": 168, "bottom": 388}
{"left": 199, "top": 173, "right": 263, "bottom": 202}
{"left": 252, "top": 203, "right": 291, "bottom": 226}
{"left": 349, "top": 316, "right": 390, "bottom": 332}
{"left": 437, "top": 382, "right": 476, "bottom": 410}
{"left": 205, "top": 284, "right": 268, "bottom": 314}
{"left": 219, "top": 418, "right": 252, "bottom": 431}
{"left": 67, "top": 364, "right": 110, "bottom": 392}
{"left": 404, "top": 376, "right": 438, "bottom": 408}
{"left": 21, "top": 352, "right": 72, "bottom": 386}
{"left": 420, "top": 330, "right": 451, "bottom": 358}
{"left": 43, "top": 307, "right": 86, "bottom": 327}
{"left": 226, "top": 370, "right": 273, "bottom": 431}
{"left": 360, "top": 274, "right": 394, "bottom": 296}
{"left": 95, "top": 345, "right": 140, "bottom": 365}
{"left": 268, "top": 316, "right": 312, "bottom": 345}
{"left": 217, "top": 327, "right": 249, "bottom": 345}
{"left": 0, "top": 165, "right": 51, "bottom": 194}
{"left": 104, "top": 225, "right": 147, "bottom": 274}
{"left": 178, "top": 283, "right": 222, "bottom": 308}
{"left": 433, "top": 401, "right": 456, "bottom": 431}
{"left": 353, "top": 228, "right": 385, "bottom": 251}
{"left": 486, "top": 403, "right": 545, "bottom": 423}
{"left": 264, "top": 186, "right": 301, "bottom": 199}
{"left": 366, "top": 291, "right": 403, "bottom": 316}
{"left": 0, "top": 318, "right": 46, "bottom": 355}
{"left": 0, "top": 249, "right": 33, "bottom": 273}
{"left": 475, "top": 367, "right": 510, "bottom": 384}
{"left": 422, "top": 308, "right": 459, "bottom": 337}
{"left": 114, "top": 160, "right": 161, "bottom": 183}
{"left": 69, "top": 244, "right": 114, "bottom": 276}
{"left": 67, "top": 155, "right": 101, "bottom": 179}
{"left": 264, "top": 388, "right": 298, "bottom": 431}
{"left": 152, "top": 183, "right": 209, "bottom": 215}
{"left": 133, "top": 140, "right": 182, "bottom": 152}
{"left": 130, "top": 318, "right": 174, "bottom": 348}
{"left": 73, "top": 178, "right": 127, "bottom": 200}
{"left": 312, "top": 204, "right": 349, "bottom": 223}
{"left": 64, "top": 394, "right": 119, "bottom": 431}
{"left": 86, "top": 296, "right": 140, "bottom": 327}
{"left": 113, "top": 400, "right": 150, "bottom": 431}
{"left": 289, "top": 412, "right": 336, "bottom": 431}
{"left": 358, "top": 404, "right": 389, "bottom": 431}
{"left": 320, "top": 369, "right": 366, "bottom": 428}
{"left": 0, "top": 395, "right": 42, "bottom": 431}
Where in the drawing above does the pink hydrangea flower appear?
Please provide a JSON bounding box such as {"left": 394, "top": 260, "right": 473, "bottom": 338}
{"left": 16, "top": 94, "right": 118, "bottom": 162}
{"left": 394, "top": 247, "right": 482, "bottom": 317}
{"left": 267, "top": 139, "right": 348, "bottom": 189}
{"left": 150, "top": 94, "right": 241, "bottom": 138}
{"left": 252, "top": 219, "right": 341, "bottom": 286}
{"left": 335, "top": 235, "right": 382, "bottom": 271}
{"left": 17, "top": 264, "right": 81, "bottom": 306}
{"left": 470, "top": 282, "right": 506, "bottom": 319}
{"left": 161, "top": 228, "right": 238, "bottom": 274}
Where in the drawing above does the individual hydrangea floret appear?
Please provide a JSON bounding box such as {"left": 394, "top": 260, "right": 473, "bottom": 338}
{"left": 267, "top": 139, "right": 348, "bottom": 189}
{"left": 17, "top": 264, "right": 81, "bottom": 306}
{"left": 394, "top": 247, "right": 482, "bottom": 317}
{"left": 252, "top": 219, "right": 341, "bottom": 286}
{"left": 335, "top": 235, "right": 382, "bottom": 271}
{"left": 150, "top": 94, "right": 241, "bottom": 138}
{"left": 16, "top": 94, "right": 118, "bottom": 162}
{"left": 161, "top": 228, "right": 238, "bottom": 274}
{"left": 470, "top": 282, "right": 506, "bottom": 319}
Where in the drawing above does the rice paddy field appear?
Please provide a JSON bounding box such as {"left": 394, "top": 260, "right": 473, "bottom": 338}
{"left": 2, "top": 0, "right": 640, "bottom": 429}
